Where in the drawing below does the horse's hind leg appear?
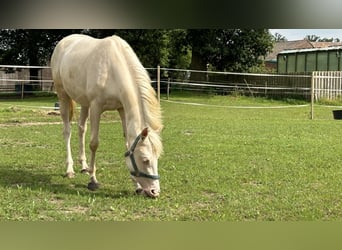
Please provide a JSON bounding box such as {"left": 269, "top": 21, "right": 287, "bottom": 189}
{"left": 78, "top": 106, "right": 89, "bottom": 174}
{"left": 58, "top": 94, "right": 75, "bottom": 178}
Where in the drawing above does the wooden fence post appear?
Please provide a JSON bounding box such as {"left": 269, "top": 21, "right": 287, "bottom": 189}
{"left": 310, "top": 71, "right": 315, "bottom": 120}
{"left": 21, "top": 82, "right": 24, "bottom": 100}
{"left": 167, "top": 78, "right": 170, "bottom": 100}
{"left": 157, "top": 65, "right": 160, "bottom": 103}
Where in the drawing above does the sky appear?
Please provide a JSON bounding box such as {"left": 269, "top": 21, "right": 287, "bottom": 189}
{"left": 269, "top": 29, "right": 342, "bottom": 41}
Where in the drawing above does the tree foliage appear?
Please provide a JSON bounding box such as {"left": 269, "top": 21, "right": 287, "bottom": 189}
{"left": 83, "top": 29, "right": 171, "bottom": 68}
{"left": 305, "top": 34, "right": 340, "bottom": 42}
{"left": 187, "top": 29, "right": 274, "bottom": 72}
{"left": 0, "top": 29, "right": 79, "bottom": 89}
{"left": 0, "top": 29, "right": 78, "bottom": 65}
{"left": 0, "top": 29, "right": 274, "bottom": 74}
{"left": 273, "top": 32, "right": 287, "bottom": 42}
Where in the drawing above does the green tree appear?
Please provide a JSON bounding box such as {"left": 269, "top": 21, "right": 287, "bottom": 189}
{"left": 186, "top": 29, "right": 217, "bottom": 80}
{"left": 304, "top": 35, "right": 341, "bottom": 42}
{"left": 273, "top": 32, "right": 287, "bottom": 42}
{"left": 167, "top": 29, "right": 191, "bottom": 70}
{"left": 0, "top": 29, "right": 171, "bottom": 90}
{"left": 0, "top": 29, "right": 275, "bottom": 87}
{"left": 305, "top": 34, "right": 320, "bottom": 42}
{"left": 0, "top": 29, "right": 78, "bottom": 65}
{"left": 115, "top": 29, "right": 170, "bottom": 68}
{"left": 84, "top": 29, "right": 170, "bottom": 68}
{"left": 187, "top": 29, "right": 274, "bottom": 73}
{"left": 0, "top": 29, "right": 78, "bottom": 89}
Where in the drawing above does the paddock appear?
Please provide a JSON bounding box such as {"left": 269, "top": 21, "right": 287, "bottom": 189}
{"left": 0, "top": 93, "right": 342, "bottom": 221}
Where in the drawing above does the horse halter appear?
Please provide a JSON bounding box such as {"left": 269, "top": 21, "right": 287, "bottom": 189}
{"left": 124, "top": 131, "right": 160, "bottom": 180}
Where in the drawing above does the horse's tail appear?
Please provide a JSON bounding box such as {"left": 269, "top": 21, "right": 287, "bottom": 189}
{"left": 69, "top": 100, "right": 76, "bottom": 121}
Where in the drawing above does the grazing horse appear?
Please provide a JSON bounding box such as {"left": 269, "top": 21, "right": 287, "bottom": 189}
{"left": 50, "top": 34, "right": 163, "bottom": 198}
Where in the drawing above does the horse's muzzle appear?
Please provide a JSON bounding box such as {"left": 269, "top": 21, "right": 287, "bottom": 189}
{"left": 144, "top": 188, "right": 160, "bottom": 198}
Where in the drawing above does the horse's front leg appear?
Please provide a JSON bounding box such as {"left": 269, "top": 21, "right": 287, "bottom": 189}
{"left": 78, "top": 106, "right": 89, "bottom": 174}
{"left": 87, "top": 105, "right": 101, "bottom": 191}
{"left": 132, "top": 177, "right": 143, "bottom": 195}
{"left": 118, "top": 108, "right": 128, "bottom": 148}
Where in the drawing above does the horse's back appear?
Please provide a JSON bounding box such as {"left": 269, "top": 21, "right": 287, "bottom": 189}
{"left": 51, "top": 34, "right": 93, "bottom": 84}
{"left": 51, "top": 34, "right": 97, "bottom": 74}
{"left": 51, "top": 34, "right": 141, "bottom": 109}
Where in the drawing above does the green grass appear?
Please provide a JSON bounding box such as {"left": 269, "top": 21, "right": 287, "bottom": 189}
{"left": 0, "top": 93, "right": 342, "bottom": 221}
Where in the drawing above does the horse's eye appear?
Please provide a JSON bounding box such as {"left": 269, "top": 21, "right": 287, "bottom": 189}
{"left": 143, "top": 159, "right": 150, "bottom": 165}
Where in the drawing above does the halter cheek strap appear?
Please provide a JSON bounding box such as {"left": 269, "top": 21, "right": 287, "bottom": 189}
{"left": 124, "top": 133, "right": 160, "bottom": 180}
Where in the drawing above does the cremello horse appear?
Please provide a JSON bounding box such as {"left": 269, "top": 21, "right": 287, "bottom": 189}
{"left": 50, "top": 34, "right": 163, "bottom": 198}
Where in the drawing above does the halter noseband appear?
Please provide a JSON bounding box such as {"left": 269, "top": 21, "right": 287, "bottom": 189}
{"left": 124, "top": 132, "right": 160, "bottom": 180}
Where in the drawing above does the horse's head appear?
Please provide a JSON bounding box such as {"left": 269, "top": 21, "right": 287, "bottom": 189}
{"left": 125, "top": 127, "right": 161, "bottom": 198}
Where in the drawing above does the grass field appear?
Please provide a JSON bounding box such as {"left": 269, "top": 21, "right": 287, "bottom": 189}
{"left": 0, "top": 93, "right": 342, "bottom": 221}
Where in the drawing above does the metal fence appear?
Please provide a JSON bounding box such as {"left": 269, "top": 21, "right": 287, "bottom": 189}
{"left": 1, "top": 65, "right": 342, "bottom": 103}
{"left": 0, "top": 65, "right": 53, "bottom": 99}
{"left": 151, "top": 68, "right": 313, "bottom": 100}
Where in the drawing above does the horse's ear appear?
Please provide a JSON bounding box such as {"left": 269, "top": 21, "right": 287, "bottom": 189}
{"left": 141, "top": 127, "right": 148, "bottom": 141}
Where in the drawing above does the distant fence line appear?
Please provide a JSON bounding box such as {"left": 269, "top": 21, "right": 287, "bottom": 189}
{"left": 0, "top": 65, "right": 341, "bottom": 102}
{"left": 153, "top": 68, "right": 312, "bottom": 100}
{"left": 149, "top": 68, "right": 342, "bottom": 102}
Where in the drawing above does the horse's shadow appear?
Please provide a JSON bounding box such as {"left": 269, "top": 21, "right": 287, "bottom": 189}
{"left": 0, "top": 165, "right": 134, "bottom": 199}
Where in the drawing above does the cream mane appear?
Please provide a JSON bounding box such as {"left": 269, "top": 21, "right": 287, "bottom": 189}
{"left": 113, "top": 35, "right": 163, "bottom": 157}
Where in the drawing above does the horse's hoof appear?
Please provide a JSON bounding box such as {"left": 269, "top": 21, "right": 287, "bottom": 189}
{"left": 80, "top": 168, "right": 89, "bottom": 175}
{"left": 87, "top": 182, "right": 100, "bottom": 191}
{"left": 64, "top": 172, "right": 75, "bottom": 178}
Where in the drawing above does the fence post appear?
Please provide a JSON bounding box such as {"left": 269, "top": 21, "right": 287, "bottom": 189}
{"left": 310, "top": 71, "right": 315, "bottom": 120}
{"left": 21, "top": 82, "right": 24, "bottom": 100}
{"left": 157, "top": 65, "right": 160, "bottom": 103}
{"left": 167, "top": 78, "right": 170, "bottom": 100}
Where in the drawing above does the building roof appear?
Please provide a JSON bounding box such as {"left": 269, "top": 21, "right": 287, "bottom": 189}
{"left": 278, "top": 46, "right": 342, "bottom": 55}
{"left": 311, "top": 41, "right": 342, "bottom": 48}
{"left": 265, "top": 40, "right": 342, "bottom": 62}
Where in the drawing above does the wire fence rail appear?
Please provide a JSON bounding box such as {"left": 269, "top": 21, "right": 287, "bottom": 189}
{"left": 1, "top": 65, "right": 342, "bottom": 119}
{"left": 0, "top": 65, "right": 53, "bottom": 99}
{"left": 147, "top": 67, "right": 314, "bottom": 101}
{"left": 1, "top": 65, "right": 338, "bottom": 101}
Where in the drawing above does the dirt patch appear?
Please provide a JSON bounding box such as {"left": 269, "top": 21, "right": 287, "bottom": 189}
{"left": 0, "top": 121, "right": 63, "bottom": 127}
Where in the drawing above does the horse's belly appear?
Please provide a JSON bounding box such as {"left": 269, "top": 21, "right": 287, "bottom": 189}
{"left": 102, "top": 93, "right": 122, "bottom": 110}
{"left": 62, "top": 82, "right": 88, "bottom": 105}
{"left": 103, "top": 103, "right": 121, "bottom": 111}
